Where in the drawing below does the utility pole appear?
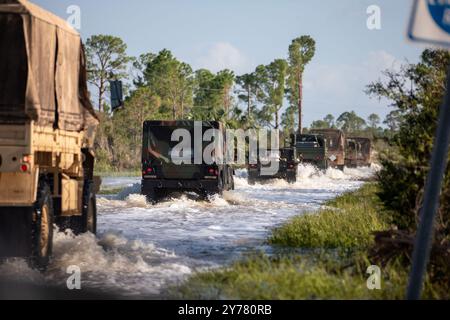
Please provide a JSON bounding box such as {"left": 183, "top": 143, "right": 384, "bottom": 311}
{"left": 298, "top": 72, "right": 303, "bottom": 134}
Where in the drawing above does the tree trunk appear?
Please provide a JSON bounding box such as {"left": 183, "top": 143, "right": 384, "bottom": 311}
{"left": 298, "top": 72, "right": 303, "bottom": 134}
{"left": 275, "top": 108, "right": 279, "bottom": 129}
{"left": 181, "top": 100, "right": 184, "bottom": 119}
{"left": 247, "top": 84, "right": 251, "bottom": 120}
{"left": 98, "top": 80, "right": 104, "bottom": 112}
{"left": 172, "top": 104, "right": 176, "bottom": 120}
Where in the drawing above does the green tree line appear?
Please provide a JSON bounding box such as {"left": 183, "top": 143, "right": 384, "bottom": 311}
{"left": 86, "top": 34, "right": 318, "bottom": 171}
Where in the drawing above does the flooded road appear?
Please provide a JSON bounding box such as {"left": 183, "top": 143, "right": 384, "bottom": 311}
{"left": 0, "top": 165, "right": 377, "bottom": 297}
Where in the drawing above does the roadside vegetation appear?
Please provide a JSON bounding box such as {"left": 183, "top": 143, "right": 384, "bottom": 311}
{"left": 269, "top": 184, "right": 388, "bottom": 249}
{"left": 174, "top": 184, "right": 447, "bottom": 300}
{"left": 174, "top": 49, "right": 450, "bottom": 300}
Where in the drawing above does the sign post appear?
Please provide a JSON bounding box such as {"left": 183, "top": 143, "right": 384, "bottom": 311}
{"left": 407, "top": 0, "right": 450, "bottom": 300}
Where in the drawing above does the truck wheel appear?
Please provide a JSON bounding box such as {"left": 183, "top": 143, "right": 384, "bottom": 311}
{"left": 30, "top": 180, "right": 54, "bottom": 270}
{"left": 287, "top": 174, "right": 297, "bottom": 184}
{"left": 144, "top": 188, "right": 158, "bottom": 204}
{"left": 217, "top": 173, "right": 224, "bottom": 195}
{"left": 82, "top": 181, "right": 97, "bottom": 234}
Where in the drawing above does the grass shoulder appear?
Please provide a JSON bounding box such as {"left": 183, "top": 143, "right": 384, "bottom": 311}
{"left": 269, "top": 183, "right": 389, "bottom": 249}
{"left": 174, "top": 183, "right": 444, "bottom": 299}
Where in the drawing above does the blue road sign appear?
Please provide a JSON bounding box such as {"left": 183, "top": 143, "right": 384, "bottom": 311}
{"left": 408, "top": 0, "right": 450, "bottom": 47}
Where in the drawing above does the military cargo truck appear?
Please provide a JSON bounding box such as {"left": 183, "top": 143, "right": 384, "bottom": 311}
{"left": 141, "top": 121, "right": 234, "bottom": 203}
{"left": 346, "top": 137, "right": 372, "bottom": 167}
{"left": 295, "top": 134, "right": 328, "bottom": 170}
{"left": 310, "top": 129, "right": 346, "bottom": 170}
{"left": 345, "top": 138, "right": 361, "bottom": 168}
{"left": 0, "top": 0, "right": 99, "bottom": 269}
{"left": 247, "top": 147, "right": 298, "bottom": 185}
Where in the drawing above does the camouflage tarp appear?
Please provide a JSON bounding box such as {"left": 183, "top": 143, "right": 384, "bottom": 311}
{"left": 0, "top": 0, "right": 98, "bottom": 131}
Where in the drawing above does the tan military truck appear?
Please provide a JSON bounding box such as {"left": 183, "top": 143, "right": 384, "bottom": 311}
{"left": 310, "top": 129, "right": 346, "bottom": 170}
{"left": 346, "top": 137, "right": 372, "bottom": 167}
{"left": 0, "top": 0, "right": 99, "bottom": 269}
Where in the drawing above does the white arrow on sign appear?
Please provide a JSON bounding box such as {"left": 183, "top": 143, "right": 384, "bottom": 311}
{"left": 408, "top": 0, "right": 450, "bottom": 47}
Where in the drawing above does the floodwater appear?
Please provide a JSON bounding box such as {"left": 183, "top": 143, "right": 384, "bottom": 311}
{"left": 0, "top": 165, "right": 378, "bottom": 297}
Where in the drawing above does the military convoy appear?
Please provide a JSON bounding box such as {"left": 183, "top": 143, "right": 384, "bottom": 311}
{"left": 0, "top": 0, "right": 99, "bottom": 268}
{"left": 295, "top": 129, "right": 373, "bottom": 170}
{"left": 0, "top": 0, "right": 377, "bottom": 273}
{"left": 141, "top": 121, "right": 235, "bottom": 203}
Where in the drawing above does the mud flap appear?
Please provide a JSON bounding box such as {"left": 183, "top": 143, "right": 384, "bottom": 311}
{"left": 0, "top": 207, "right": 33, "bottom": 257}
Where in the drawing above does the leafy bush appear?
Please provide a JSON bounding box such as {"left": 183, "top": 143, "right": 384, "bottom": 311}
{"left": 367, "top": 49, "right": 450, "bottom": 237}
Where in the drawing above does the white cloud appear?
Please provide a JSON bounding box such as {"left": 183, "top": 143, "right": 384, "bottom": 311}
{"left": 304, "top": 50, "right": 402, "bottom": 99}
{"left": 195, "top": 42, "right": 251, "bottom": 73}
{"left": 301, "top": 50, "right": 403, "bottom": 125}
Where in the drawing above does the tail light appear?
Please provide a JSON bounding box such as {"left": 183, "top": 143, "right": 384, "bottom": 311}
{"left": 20, "top": 154, "right": 31, "bottom": 172}
{"left": 206, "top": 167, "right": 219, "bottom": 176}
{"left": 143, "top": 167, "right": 156, "bottom": 176}
{"left": 249, "top": 164, "right": 258, "bottom": 169}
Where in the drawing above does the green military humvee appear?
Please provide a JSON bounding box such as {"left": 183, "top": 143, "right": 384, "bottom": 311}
{"left": 141, "top": 121, "right": 235, "bottom": 203}
{"left": 247, "top": 147, "right": 298, "bottom": 185}
{"left": 295, "top": 134, "right": 328, "bottom": 170}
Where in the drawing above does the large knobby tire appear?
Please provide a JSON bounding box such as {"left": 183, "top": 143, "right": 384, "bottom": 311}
{"left": 30, "top": 180, "right": 54, "bottom": 270}
{"left": 82, "top": 181, "right": 97, "bottom": 234}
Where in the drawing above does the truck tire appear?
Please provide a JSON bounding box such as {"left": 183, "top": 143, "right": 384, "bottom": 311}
{"left": 30, "top": 180, "right": 54, "bottom": 270}
{"left": 82, "top": 181, "right": 97, "bottom": 234}
{"left": 286, "top": 173, "right": 297, "bottom": 184}
{"left": 144, "top": 187, "right": 158, "bottom": 205}
{"left": 217, "top": 173, "right": 224, "bottom": 195}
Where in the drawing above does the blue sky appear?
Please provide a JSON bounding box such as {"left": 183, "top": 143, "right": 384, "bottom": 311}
{"left": 33, "top": 0, "right": 424, "bottom": 126}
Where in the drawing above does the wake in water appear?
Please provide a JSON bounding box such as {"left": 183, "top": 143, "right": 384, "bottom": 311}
{"left": 0, "top": 164, "right": 379, "bottom": 297}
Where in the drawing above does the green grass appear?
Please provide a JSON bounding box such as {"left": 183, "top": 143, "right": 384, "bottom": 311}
{"left": 174, "top": 254, "right": 445, "bottom": 300}
{"left": 269, "top": 184, "right": 389, "bottom": 249}
{"left": 94, "top": 170, "right": 141, "bottom": 178}
{"left": 97, "top": 187, "right": 126, "bottom": 195}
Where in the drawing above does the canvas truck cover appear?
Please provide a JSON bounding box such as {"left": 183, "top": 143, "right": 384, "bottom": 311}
{"left": 0, "top": 0, "right": 98, "bottom": 132}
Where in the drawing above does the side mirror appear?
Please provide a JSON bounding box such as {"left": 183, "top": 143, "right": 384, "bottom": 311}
{"left": 110, "top": 80, "right": 123, "bottom": 111}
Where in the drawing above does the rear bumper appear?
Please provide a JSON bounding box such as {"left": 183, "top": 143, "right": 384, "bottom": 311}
{"left": 141, "top": 178, "right": 220, "bottom": 192}
{"left": 248, "top": 168, "right": 297, "bottom": 180}
{"left": 0, "top": 207, "right": 33, "bottom": 258}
